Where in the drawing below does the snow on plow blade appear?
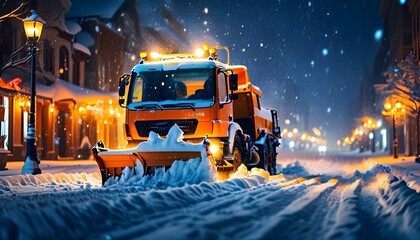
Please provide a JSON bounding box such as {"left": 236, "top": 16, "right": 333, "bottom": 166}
{"left": 92, "top": 125, "right": 207, "bottom": 185}
{"left": 92, "top": 143, "right": 202, "bottom": 185}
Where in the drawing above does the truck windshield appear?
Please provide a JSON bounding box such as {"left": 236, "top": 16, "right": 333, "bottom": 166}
{"left": 127, "top": 68, "right": 215, "bottom": 109}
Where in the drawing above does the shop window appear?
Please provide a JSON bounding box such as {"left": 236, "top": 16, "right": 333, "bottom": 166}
{"left": 59, "top": 46, "right": 69, "bottom": 81}
{"left": 0, "top": 97, "right": 9, "bottom": 150}
{"left": 23, "top": 111, "right": 28, "bottom": 141}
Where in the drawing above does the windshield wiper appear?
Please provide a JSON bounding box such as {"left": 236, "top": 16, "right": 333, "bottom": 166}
{"left": 133, "top": 103, "right": 164, "bottom": 111}
{"left": 163, "top": 103, "right": 196, "bottom": 111}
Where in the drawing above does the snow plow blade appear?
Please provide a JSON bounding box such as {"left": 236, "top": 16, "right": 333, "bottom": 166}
{"left": 92, "top": 141, "right": 202, "bottom": 185}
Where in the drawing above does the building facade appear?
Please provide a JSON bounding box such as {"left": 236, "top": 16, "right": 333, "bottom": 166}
{"left": 0, "top": 0, "right": 123, "bottom": 161}
{"left": 365, "top": 0, "right": 420, "bottom": 156}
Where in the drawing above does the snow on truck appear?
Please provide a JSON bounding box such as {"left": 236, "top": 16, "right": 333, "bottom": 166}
{"left": 92, "top": 46, "right": 281, "bottom": 184}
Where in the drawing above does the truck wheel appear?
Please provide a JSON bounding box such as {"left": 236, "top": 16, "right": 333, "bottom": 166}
{"left": 232, "top": 136, "right": 242, "bottom": 172}
{"left": 258, "top": 143, "right": 269, "bottom": 172}
{"left": 268, "top": 142, "right": 276, "bottom": 175}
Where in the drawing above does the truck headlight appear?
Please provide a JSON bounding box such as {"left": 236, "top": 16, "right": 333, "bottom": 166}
{"left": 209, "top": 145, "right": 219, "bottom": 155}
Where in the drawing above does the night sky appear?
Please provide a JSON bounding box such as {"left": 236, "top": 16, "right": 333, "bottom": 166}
{"left": 138, "top": 0, "right": 383, "bottom": 148}
{"left": 71, "top": 0, "right": 385, "bottom": 148}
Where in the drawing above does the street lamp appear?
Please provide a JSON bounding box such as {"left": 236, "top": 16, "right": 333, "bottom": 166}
{"left": 21, "top": 10, "right": 45, "bottom": 175}
{"left": 382, "top": 100, "right": 405, "bottom": 159}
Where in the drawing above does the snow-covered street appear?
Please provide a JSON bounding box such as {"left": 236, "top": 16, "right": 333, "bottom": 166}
{"left": 1, "top": 152, "right": 419, "bottom": 239}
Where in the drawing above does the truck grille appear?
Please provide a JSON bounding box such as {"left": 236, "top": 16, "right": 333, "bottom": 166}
{"left": 134, "top": 119, "right": 199, "bottom": 137}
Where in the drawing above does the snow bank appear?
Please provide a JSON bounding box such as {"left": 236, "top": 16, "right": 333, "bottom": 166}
{"left": 390, "top": 165, "right": 420, "bottom": 193}
{"left": 0, "top": 173, "right": 268, "bottom": 239}
{"left": 230, "top": 164, "right": 270, "bottom": 181}
{"left": 377, "top": 179, "right": 420, "bottom": 239}
{"left": 0, "top": 172, "right": 101, "bottom": 195}
{"left": 351, "top": 164, "right": 391, "bottom": 182}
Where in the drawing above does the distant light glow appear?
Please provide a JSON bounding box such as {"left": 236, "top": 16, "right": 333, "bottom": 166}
{"left": 322, "top": 48, "right": 328, "bottom": 56}
{"left": 374, "top": 29, "right": 383, "bottom": 41}
{"left": 308, "top": 1, "right": 312, "bottom": 7}
{"left": 310, "top": 60, "right": 315, "bottom": 67}
{"left": 327, "top": 107, "right": 331, "bottom": 113}
{"left": 399, "top": 0, "right": 407, "bottom": 5}
{"left": 204, "top": 7, "right": 209, "bottom": 14}
{"left": 318, "top": 145, "right": 327, "bottom": 152}
{"left": 340, "top": 49, "right": 344, "bottom": 55}
{"left": 381, "top": 129, "right": 387, "bottom": 149}
{"left": 288, "top": 141, "right": 295, "bottom": 149}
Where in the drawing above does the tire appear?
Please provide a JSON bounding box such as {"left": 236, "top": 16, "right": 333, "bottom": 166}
{"left": 258, "top": 142, "right": 269, "bottom": 172}
{"left": 268, "top": 142, "right": 276, "bottom": 175}
{"left": 232, "top": 136, "right": 243, "bottom": 172}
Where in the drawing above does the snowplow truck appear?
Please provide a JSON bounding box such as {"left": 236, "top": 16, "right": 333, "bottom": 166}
{"left": 92, "top": 46, "right": 281, "bottom": 184}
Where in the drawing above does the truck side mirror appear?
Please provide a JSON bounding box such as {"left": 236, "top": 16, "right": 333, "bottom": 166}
{"left": 229, "top": 74, "right": 238, "bottom": 91}
{"left": 118, "top": 74, "right": 130, "bottom": 107}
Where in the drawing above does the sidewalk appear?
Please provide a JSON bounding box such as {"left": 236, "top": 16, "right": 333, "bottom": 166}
{"left": 1, "top": 152, "right": 419, "bottom": 177}
{"left": 365, "top": 154, "right": 420, "bottom": 175}
{"left": 0, "top": 160, "right": 100, "bottom": 177}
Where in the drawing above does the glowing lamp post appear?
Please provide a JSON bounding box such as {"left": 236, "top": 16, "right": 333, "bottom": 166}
{"left": 363, "top": 118, "right": 380, "bottom": 153}
{"left": 21, "top": 10, "right": 45, "bottom": 175}
{"left": 382, "top": 101, "right": 405, "bottom": 159}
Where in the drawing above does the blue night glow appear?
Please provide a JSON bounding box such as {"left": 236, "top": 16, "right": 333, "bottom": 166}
{"left": 322, "top": 48, "right": 328, "bottom": 56}
{"left": 374, "top": 29, "right": 383, "bottom": 41}
{"left": 399, "top": 0, "right": 406, "bottom": 5}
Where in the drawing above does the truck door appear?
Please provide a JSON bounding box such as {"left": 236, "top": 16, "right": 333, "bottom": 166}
{"left": 216, "top": 72, "right": 232, "bottom": 122}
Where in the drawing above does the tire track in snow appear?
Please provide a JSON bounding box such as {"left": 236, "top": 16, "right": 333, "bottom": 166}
{"left": 247, "top": 178, "right": 339, "bottom": 240}
{"left": 107, "top": 177, "right": 322, "bottom": 239}
{"left": 326, "top": 179, "right": 362, "bottom": 239}
{"left": 358, "top": 172, "right": 420, "bottom": 240}
{"left": 1, "top": 175, "right": 268, "bottom": 239}
{"left": 376, "top": 176, "right": 420, "bottom": 239}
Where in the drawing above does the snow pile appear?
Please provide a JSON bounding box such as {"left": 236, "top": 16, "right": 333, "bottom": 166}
{"left": 351, "top": 164, "right": 391, "bottom": 182}
{"left": 390, "top": 165, "right": 420, "bottom": 193}
{"left": 360, "top": 168, "right": 420, "bottom": 239}
{"left": 104, "top": 124, "right": 217, "bottom": 188}
{"left": 136, "top": 124, "right": 208, "bottom": 154}
{"left": 0, "top": 172, "right": 101, "bottom": 195}
{"left": 231, "top": 164, "right": 270, "bottom": 181}
{"left": 377, "top": 179, "right": 420, "bottom": 238}
{"left": 0, "top": 174, "right": 268, "bottom": 239}
{"left": 277, "top": 161, "right": 309, "bottom": 179}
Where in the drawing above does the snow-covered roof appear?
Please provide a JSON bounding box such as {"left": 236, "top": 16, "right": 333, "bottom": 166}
{"left": 76, "top": 31, "right": 95, "bottom": 47}
{"left": 37, "top": 79, "right": 117, "bottom": 105}
{"left": 73, "top": 42, "right": 91, "bottom": 56}
{"left": 66, "top": 0, "right": 125, "bottom": 19}
{"left": 64, "top": 20, "right": 82, "bottom": 35}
